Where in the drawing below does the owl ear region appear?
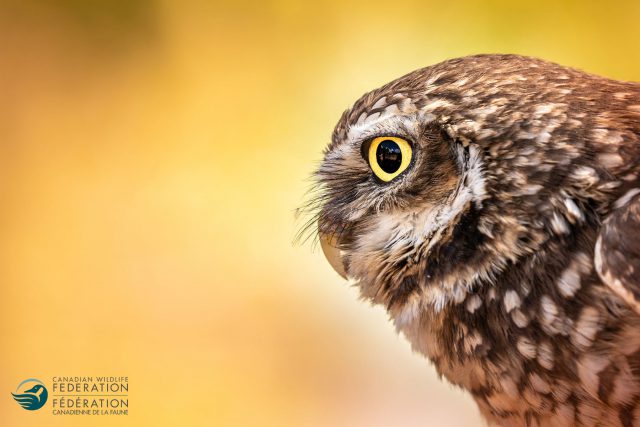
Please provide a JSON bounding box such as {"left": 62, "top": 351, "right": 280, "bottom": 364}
{"left": 319, "top": 230, "right": 348, "bottom": 279}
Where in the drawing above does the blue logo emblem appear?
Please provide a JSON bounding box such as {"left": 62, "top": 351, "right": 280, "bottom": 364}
{"left": 12, "top": 378, "right": 48, "bottom": 411}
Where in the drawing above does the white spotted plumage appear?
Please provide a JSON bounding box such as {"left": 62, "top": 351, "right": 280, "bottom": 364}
{"left": 308, "top": 54, "right": 640, "bottom": 426}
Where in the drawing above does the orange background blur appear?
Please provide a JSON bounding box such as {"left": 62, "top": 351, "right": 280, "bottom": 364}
{"left": 1, "top": 1, "right": 639, "bottom": 426}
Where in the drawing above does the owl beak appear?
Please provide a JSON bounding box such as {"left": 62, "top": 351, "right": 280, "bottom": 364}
{"left": 319, "top": 231, "right": 348, "bottom": 280}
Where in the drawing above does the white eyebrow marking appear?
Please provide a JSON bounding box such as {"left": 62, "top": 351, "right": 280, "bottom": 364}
{"left": 346, "top": 111, "right": 434, "bottom": 144}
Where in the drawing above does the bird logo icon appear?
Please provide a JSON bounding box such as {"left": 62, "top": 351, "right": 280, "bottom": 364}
{"left": 11, "top": 379, "right": 48, "bottom": 410}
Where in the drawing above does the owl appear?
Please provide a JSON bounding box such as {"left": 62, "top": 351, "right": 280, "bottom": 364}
{"left": 309, "top": 54, "right": 640, "bottom": 426}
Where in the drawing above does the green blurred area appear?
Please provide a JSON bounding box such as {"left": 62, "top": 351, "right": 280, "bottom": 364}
{"left": 1, "top": 0, "right": 158, "bottom": 31}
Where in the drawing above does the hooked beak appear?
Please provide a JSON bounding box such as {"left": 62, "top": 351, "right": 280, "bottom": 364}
{"left": 319, "top": 230, "right": 348, "bottom": 280}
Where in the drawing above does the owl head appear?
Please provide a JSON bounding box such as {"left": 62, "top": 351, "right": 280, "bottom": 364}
{"left": 309, "top": 54, "right": 633, "bottom": 323}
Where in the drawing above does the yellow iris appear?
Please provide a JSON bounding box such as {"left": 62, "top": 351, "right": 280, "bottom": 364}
{"left": 367, "top": 136, "right": 413, "bottom": 182}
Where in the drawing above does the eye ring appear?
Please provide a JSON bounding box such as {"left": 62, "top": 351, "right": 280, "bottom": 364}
{"left": 367, "top": 136, "right": 413, "bottom": 182}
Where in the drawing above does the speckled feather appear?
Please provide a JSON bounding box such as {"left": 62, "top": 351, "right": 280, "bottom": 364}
{"left": 313, "top": 54, "right": 640, "bottom": 426}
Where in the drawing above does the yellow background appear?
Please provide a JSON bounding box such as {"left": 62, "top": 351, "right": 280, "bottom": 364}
{"left": 1, "top": 1, "right": 639, "bottom": 426}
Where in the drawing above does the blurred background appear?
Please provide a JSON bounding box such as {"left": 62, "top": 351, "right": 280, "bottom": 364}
{"left": 0, "top": 1, "right": 639, "bottom": 426}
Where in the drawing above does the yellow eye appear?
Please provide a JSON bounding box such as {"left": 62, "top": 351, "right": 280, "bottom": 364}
{"left": 367, "top": 136, "right": 413, "bottom": 182}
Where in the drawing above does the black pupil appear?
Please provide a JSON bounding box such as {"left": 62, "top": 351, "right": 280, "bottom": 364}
{"left": 376, "top": 140, "right": 402, "bottom": 174}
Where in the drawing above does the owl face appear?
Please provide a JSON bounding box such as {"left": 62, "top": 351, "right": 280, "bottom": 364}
{"left": 317, "top": 96, "right": 488, "bottom": 317}
{"left": 313, "top": 54, "right": 623, "bottom": 320}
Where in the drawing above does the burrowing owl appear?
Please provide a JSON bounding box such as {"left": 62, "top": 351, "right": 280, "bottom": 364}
{"left": 309, "top": 54, "right": 640, "bottom": 426}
